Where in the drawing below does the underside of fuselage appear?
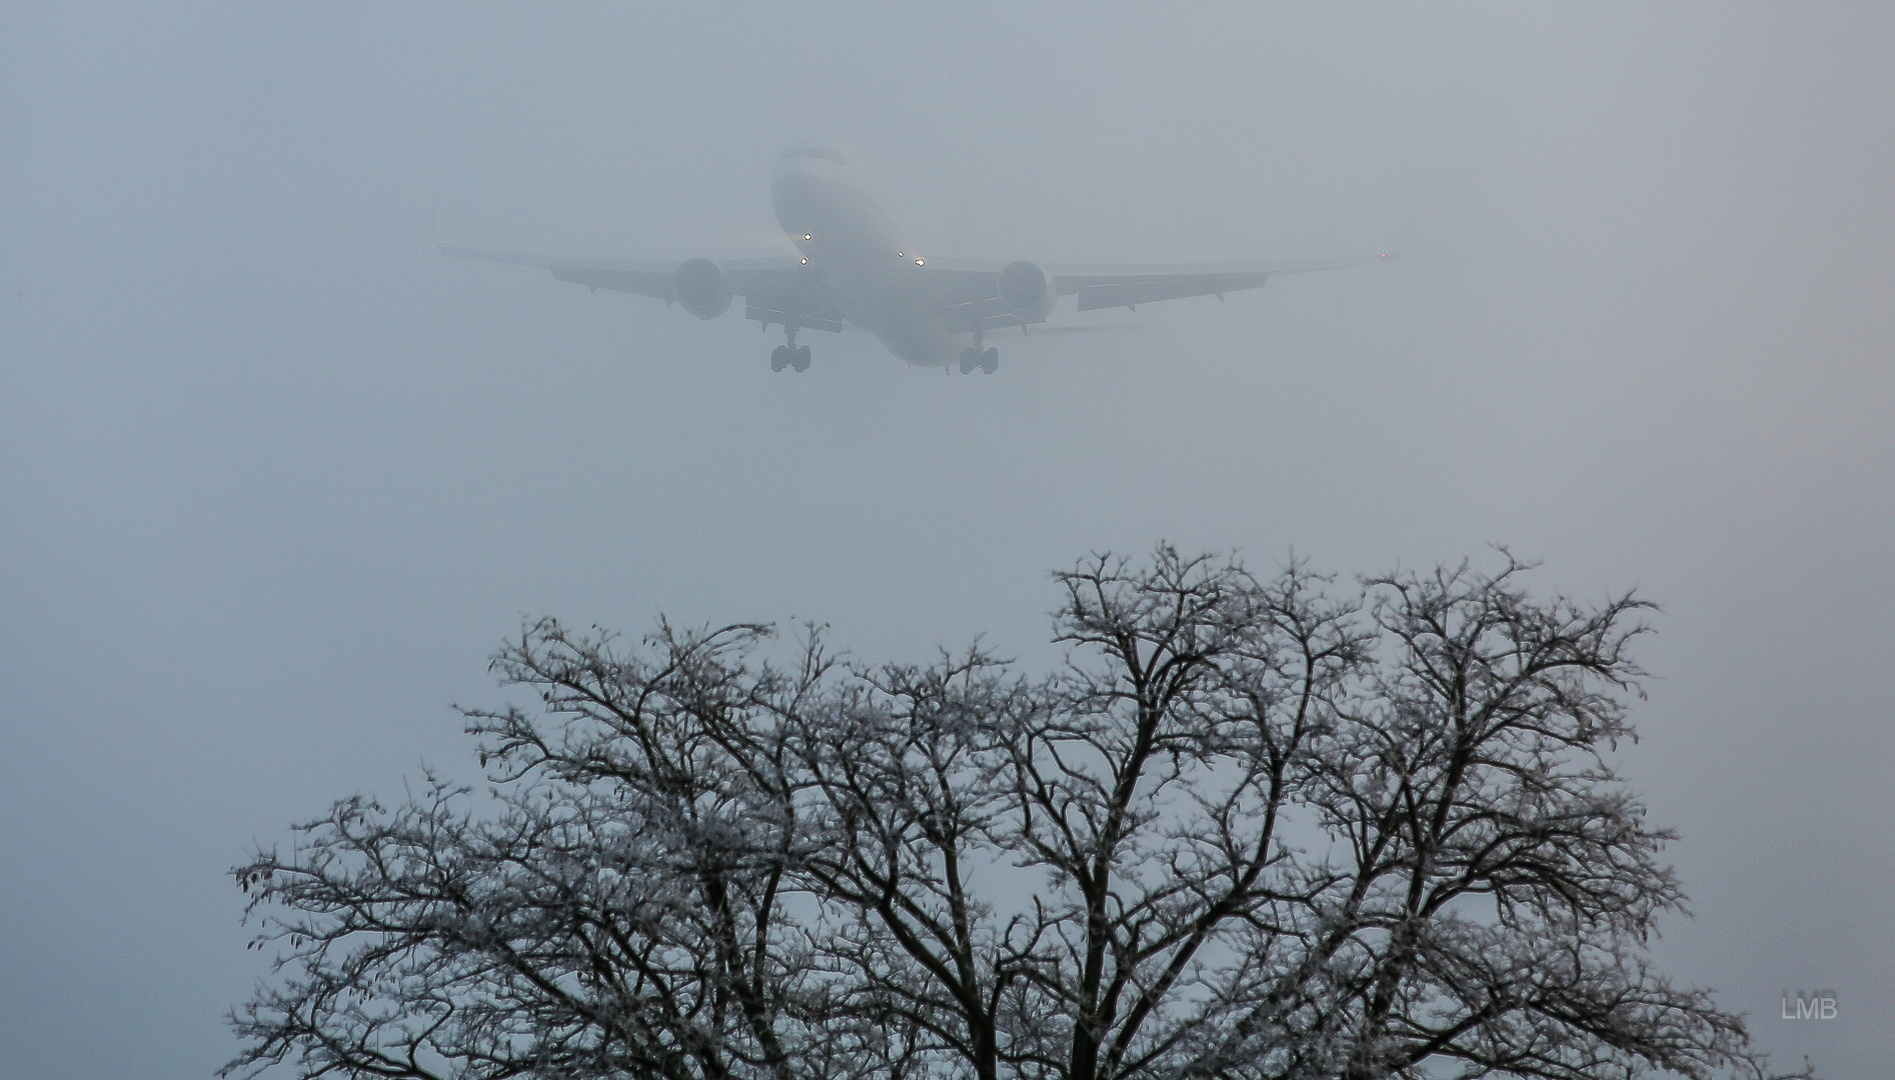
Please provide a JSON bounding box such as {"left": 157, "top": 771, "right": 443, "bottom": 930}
{"left": 872, "top": 325, "right": 960, "bottom": 366}
{"left": 771, "top": 152, "right": 965, "bottom": 366}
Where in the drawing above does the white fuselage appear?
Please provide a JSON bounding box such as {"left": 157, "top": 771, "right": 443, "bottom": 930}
{"left": 771, "top": 154, "right": 961, "bottom": 365}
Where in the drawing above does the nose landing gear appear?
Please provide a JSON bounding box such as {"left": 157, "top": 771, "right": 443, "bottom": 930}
{"left": 958, "top": 346, "right": 998, "bottom": 374}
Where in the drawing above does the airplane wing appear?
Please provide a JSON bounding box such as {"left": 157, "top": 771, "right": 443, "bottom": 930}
{"left": 442, "top": 244, "right": 1391, "bottom": 338}
{"left": 920, "top": 253, "right": 1394, "bottom": 335}
{"left": 1048, "top": 255, "right": 1392, "bottom": 310}
{"left": 440, "top": 246, "right": 848, "bottom": 332}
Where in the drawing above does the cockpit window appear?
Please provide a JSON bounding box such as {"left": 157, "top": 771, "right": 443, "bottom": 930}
{"left": 780, "top": 147, "right": 848, "bottom": 166}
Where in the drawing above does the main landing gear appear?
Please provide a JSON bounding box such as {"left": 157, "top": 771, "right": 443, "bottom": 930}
{"left": 770, "top": 325, "right": 811, "bottom": 372}
{"left": 959, "top": 346, "right": 998, "bottom": 374}
{"left": 771, "top": 343, "right": 811, "bottom": 372}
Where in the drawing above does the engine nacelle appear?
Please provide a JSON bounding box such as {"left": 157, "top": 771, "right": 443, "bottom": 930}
{"left": 997, "top": 261, "right": 1057, "bottom": 324}
{"left": 673, "top": 258, "right": 734, "bottom": 320}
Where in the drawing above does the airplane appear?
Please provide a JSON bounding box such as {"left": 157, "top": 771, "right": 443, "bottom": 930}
{"left": 443, "top": 147, "right": 1393, "bottom": 374}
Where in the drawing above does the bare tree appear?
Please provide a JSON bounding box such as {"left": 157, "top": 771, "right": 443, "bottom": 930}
{"left": 228, "top": 547, "right": 1806, "bottom": 1080}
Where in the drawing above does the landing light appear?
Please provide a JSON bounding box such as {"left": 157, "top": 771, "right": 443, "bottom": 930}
{"left": 915, "top": 258, "right": 924, "bottom": 266}
{"left": 803, "top": 234, "right": 813, "bottom": 240}
{"left": 800, "top": 258, "right": 808, "bottom": 264}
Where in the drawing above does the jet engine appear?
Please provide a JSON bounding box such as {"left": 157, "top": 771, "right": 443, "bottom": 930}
{"left": 997, "top": 260, "right": 1057, "bottom": 324}
{"left": 673, "top": 258, "right": 734, "bottom": 319}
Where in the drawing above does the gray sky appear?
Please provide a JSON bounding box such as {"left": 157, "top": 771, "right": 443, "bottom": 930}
{"left": 2, "top": 4, "right": 1889, "bottom": 1077}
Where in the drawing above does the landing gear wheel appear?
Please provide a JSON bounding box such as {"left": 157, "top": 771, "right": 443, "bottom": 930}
{"left": 792, "top": 344, "right": 811, "bottom": 372}
{"left": 770, "top": 344, "right": 789, "bottom": 371}
{"left": 959, "top": 347, "right": 979, "bottom": 375}
{"left": 981, "top": 347, "right": 998, "bottom": 374}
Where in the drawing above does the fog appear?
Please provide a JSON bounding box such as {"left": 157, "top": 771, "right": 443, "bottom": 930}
{"left": 3, "top": 5, "right": 1889, "bottom": 1077}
